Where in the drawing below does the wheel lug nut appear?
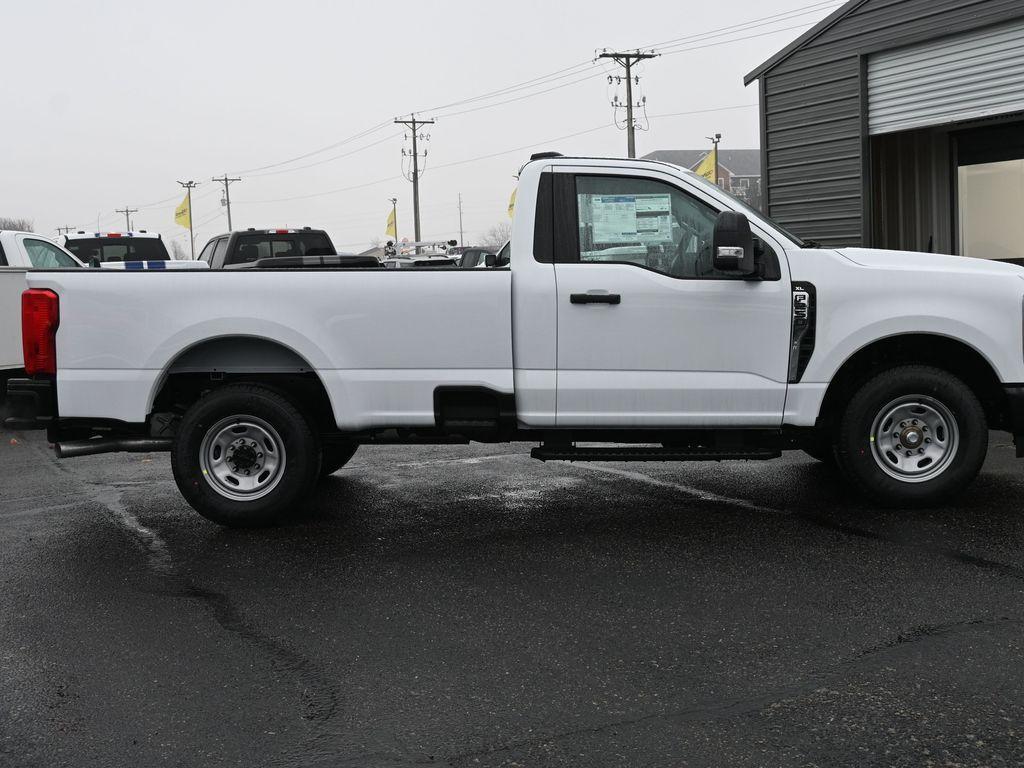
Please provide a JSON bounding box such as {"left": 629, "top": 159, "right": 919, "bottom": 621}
{"left": 906, "top": 451, "right": 913, "bottom": 457}
{"left": 900, "top": 422, "right": 907, "bottom": 428}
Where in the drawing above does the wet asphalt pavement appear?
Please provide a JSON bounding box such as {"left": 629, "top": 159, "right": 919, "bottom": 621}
{"left": 2, "top": 428, "right": 1024, "bottom": 768}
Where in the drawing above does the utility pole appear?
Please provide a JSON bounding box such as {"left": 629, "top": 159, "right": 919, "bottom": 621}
{"left": 115, "top": 206, "right": 138, "bottom": 231}
{"left": 707, "top": 133, "right": 722, "bottom": 186}
{"left": 395, "top": 114, "right": 435, "bottom": 250}
{"left": 598, "top": 49, "right": 659, "bottom": 158}
{"left": 177, "top": 180, "right": 198, "bottom": 259}
{"left": 212, "top": 174, "right": 241, "bottom": 231}
{"left": 458, "top": 193, "right": 464, "bottom": 246}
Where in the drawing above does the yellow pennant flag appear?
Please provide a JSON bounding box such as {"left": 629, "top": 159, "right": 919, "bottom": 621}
{"left": 385, "top": 207, "right": 397, "bottom": 238}
{"left": 507, "top": 187, "right": 517, "bottom": 219}
{"left": 174, "top": 193, "right": 191, "bottom": 228}
{"left": 694, "top": 147, "right": 718, "bottom": 183}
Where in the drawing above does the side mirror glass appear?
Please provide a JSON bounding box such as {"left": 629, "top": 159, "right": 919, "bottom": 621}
{"left": 712, "top": 211, "right": 756, "bottom": 276}
{"left": 484, "top": 253, "right": 497, "bottom": 268}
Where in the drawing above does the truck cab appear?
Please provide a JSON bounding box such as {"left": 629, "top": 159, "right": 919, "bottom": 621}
{"left": 199, "top": 228, "right": 335, "bottom": 269}
{"left": 60, "top": 230, "right": 170, "bottom": 266}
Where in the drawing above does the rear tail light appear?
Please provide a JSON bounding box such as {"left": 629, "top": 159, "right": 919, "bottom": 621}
{"left": 22, "top": 289, "right": 59, "bottom": 376}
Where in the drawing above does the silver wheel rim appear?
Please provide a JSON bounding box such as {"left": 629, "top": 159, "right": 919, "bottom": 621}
{"left": 870, "top": 395, "right": 958, "bottom": 483}
{"left": 199, "top": 415, "right": 287, "bottom": 501}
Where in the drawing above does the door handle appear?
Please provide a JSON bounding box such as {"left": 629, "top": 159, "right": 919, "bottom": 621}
{"left": 570, "top": 292, "right": 621, "bottom": 305}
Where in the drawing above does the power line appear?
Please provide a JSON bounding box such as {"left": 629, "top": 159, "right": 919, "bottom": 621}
{"left": 230, "top": 120, "right": 395, "bottom": 175}
{"left": 246, "top": 132, "right": 403, "bottom": 178}
{"left": 639, "top": 0, "right": 843, "bottom": 51}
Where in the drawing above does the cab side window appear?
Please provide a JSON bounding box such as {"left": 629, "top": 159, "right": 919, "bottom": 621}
{"left": 575, "top": 175, "right": 747, "bottom": 280}
{"left": 198, "top": 240, "right": 216, "bottom": 263}
{"left": 211, "top": 237, "right": 230, "bottom": 268}
{"left": 24, "top": 239, "right": 79, "bottom": 268}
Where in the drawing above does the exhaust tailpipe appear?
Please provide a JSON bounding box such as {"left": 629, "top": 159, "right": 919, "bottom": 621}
{"left": 55, "top": 437, "right": 173, "bottom": 459}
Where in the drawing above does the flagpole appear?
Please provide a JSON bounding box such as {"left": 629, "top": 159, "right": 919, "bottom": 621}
{"left": 177, "top": 180, "right": 198, "bottom": 259}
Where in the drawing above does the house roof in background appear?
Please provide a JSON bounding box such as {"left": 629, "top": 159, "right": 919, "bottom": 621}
{"left": 642, "top": 149, "right": 762, "bottom": 177}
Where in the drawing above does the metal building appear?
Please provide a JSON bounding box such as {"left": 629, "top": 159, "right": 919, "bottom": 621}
{"left": 745, "top": 0, "right": 1024, "bottom": 261}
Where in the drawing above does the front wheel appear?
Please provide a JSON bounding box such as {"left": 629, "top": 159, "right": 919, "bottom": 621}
{"left": 835, "top": 365, "right": 987, "bottom": 507}
{"left": 171, "top": 384, "right": 321, "bottom": 527}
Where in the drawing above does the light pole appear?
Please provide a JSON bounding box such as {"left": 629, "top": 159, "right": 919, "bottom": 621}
{"left": 706, "top": 133, "right": 722, "bottom": 187}
{"left": 389, "top": 197, "right": 398, "bottom": 245}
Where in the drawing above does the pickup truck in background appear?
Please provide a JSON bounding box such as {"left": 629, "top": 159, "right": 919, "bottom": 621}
{"left": 8, "top": 153, "right": 1024, "bottom": 527}
{"left": 59, "top": 230, "right": 170, "bottom": 265}
{"left": 198, "top": 228, "right": 336, "bottom": 269}
{"left": 0, "top": 231, "right": 82, "bottom": 385}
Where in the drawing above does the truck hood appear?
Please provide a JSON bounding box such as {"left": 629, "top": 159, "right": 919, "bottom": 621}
{"left": 836, "top": 247, "right": 1024, "bottom": 277}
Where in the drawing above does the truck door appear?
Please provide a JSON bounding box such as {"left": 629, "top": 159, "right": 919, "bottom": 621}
{"left": 551, "top": 167, "right": 792, "bottom": 427}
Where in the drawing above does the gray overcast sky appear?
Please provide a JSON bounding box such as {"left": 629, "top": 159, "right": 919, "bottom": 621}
{"left": 2, "top": 0, "right": 842, "bottom": 252}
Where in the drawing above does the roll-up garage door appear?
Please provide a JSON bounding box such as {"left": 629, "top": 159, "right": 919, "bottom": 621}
{"left": 868, "top": 18, "right": 1024, "bottom": 136}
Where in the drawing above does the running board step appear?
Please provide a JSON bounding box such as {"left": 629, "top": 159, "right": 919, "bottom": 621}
{"left": 531, "top": 446, "right": 781, "bottom": 462}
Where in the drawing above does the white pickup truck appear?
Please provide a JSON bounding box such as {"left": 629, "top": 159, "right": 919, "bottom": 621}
{"left": 1, "top": 231, "right": 82, "bottom": 382}
{"left": 8, "top": 154, "right": 1024, "bottom": 526}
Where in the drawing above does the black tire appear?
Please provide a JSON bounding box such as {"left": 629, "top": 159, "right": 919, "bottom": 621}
{"left": 171, "top": 384, "right": 321, "bottom": 527}
{"left": 835, "top": 365, "right": 987, "bottom": 507}
{"left": 320, "top": 442, "right": 358, "bottom": 478}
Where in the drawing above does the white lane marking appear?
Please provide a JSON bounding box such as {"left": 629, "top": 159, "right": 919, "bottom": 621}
{"left": 564, "top": 463, "right": 780, "bottom": 516}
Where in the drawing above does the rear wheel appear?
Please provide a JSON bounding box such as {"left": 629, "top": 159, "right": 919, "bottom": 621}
{"left": 171, "top": 384, "right": 321, "bottom": 527}
{"left": 835, "top": 365, "right": 987, "bottom": 507}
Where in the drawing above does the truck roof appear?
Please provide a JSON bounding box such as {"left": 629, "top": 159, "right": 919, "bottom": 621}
{"left": 64, "top": 231, "right": 163, "bottom": 240}
{"left": 211, "top": 227, "right": 328, "bottom": 239}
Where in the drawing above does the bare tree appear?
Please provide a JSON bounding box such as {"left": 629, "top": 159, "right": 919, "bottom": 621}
{"left": 480, "top": 221, "right": 512, "bottom": 249}
{"left": 0, "top": 217, "right": 34, "bottom": 232}
{"left": 169, "top": 240, "right": 187, "bottom": 260}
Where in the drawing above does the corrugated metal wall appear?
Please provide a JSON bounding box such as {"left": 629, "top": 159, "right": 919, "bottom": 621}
{"left": 760, "top": 0, "right": 1023, "bottom": 247}
{"left": 868, "top": 18, "right": 1024, "bottom": 135}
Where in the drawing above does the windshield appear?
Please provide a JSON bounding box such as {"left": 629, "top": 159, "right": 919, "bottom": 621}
{"left": 684, "top": 172, "right": 807, "bottom": 248}
{"left": 66, "top": 237, "right": 170, "bottom": 263}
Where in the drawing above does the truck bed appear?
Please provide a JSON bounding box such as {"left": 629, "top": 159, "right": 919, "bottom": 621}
{"left": 27, "top": 268, "right": 513, "bottom": 429}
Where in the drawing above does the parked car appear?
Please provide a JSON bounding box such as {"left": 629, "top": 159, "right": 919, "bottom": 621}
{"left": 10, "top": 152, "right": 1024, "bottom": 527}
{"left": 198, "top": 228, "right": 336, "bottom": 269}
{"left": 60, "top": 230, "right": 170, "bottom": 265}
{"left": 0, "top": 231, "right": 82, "bottom": 387}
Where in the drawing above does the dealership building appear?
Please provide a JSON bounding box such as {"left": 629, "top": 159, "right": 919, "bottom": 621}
{"left": 745, "top": 0, "right": 1024, "bottom": 261}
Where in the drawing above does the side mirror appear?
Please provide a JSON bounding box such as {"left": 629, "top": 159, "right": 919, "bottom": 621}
{"left": 712, "top": 211, "right": 756, "bottom": 276}
{"left": 484, "top": 253, "right": 497, "bottom": 268}
{"left": 88, "top": 256, "right": 101, "bottom": 268}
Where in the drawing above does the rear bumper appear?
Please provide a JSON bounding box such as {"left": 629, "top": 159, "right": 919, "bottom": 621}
{"left": 4, "top": 377, "right": 55, "bottom": 431}
{"left": 1005, "top": 385, "right": 1024, "bottom": 458}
